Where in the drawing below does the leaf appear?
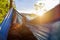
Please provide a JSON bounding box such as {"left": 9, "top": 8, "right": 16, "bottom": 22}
{"left": 0, "top": 0, "right": 10, "bottom": 24}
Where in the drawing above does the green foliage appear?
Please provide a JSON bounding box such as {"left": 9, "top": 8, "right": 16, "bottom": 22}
{"left": 0, "top": 0, "right": 10, "bottom": 24}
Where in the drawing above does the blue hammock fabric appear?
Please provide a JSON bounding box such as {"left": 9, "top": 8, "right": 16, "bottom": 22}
{"left": 0, "top": 8, "right": 13, "bottom": 40}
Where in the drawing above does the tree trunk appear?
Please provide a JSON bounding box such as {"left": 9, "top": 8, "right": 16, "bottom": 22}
{"left": 10, "top": 0, "right": 13, "bottom": 9}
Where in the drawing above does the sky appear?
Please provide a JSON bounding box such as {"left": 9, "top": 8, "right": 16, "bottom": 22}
{"left": 15, "top": 0, "right": 59, "bottom": 15}
{"left": 15, "top": 0, "right": 37, "bottom": 13}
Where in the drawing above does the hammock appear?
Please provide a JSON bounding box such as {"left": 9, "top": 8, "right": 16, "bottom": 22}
{"left": 0, "top": 8, "right": 13, "bottom": 40}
